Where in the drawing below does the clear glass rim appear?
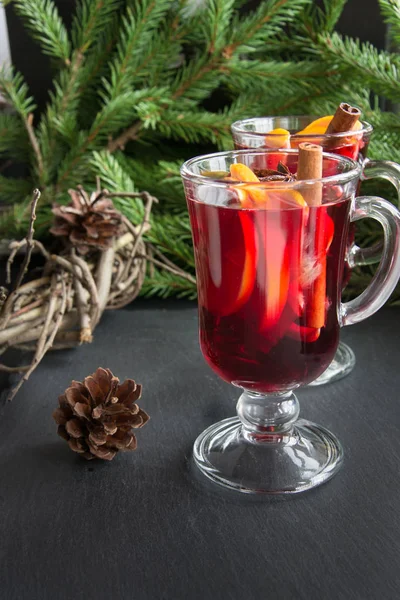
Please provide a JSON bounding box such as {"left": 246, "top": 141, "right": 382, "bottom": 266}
{"left": 230, "top": 116, "right": 373, "bottom": 139}
{"left": 180, "top": 148, "right": 360, "bottom": 190}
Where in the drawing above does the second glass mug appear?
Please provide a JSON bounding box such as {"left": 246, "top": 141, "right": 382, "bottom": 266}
{"left": 231, "top": 116, "right": 400, "bottom": 385}
{"left": 181, "top": 148, "right": 400, "bottom": 494}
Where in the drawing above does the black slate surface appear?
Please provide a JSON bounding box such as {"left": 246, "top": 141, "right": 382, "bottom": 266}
{"left": 0, "top": 301, "right": 399, "bottom": 600}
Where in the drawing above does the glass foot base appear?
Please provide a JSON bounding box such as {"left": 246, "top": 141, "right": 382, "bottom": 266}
{"left": 308, "top": 341, "right": 356, "bottom": 387}
{"left": 193, "top": 417, "right": 343, "bottom": 495}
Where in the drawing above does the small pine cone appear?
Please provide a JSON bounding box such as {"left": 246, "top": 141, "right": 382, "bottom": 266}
{"left": 50, "top": 187, "right": 122, "bottom": 255}
{"left": 53, "top": 368, "right": 149, "bottom": 461}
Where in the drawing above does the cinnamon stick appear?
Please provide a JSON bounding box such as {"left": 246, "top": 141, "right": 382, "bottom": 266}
{"left": 297, "top": 142, "right": 326, "bottom": 331}
{"left": 297, "top": 142, "right": 322, "bottom": 207}
{"left": 325, "top": 102, "right": 361, "bottom": 135}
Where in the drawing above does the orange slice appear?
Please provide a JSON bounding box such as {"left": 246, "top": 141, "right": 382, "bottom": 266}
{"left": 255, "top": 210, "right": 303, "bottom": 332}
{"left": 242, "top": 187, "right": 307, "bottom": 210}
{"left": 297, "top": 116, "right": 333, "bottom": 136}
{"left": 230, "top": 163, "right": 307, "bottom": 209}
{"left": 236, "top": 213, "right": 258, "bottom": 310}
{"left": 297, "top": 116, "right": 362, "bottom": 136}
{"left": 230, "top": 163, "right": 264, "bottom": 207}
{"left": 262, "top": 227, "right": 291, "bottom": 330}
{"left": 263, "top": 190, "right": 307, "bottom": 208}
{"left": 193, "top": 203, "right": 257, "bottom": 317}
{"left": 230, "top": 163, "right": 259, "bottom": 182}
{"left": 264, "top": 128, "right": 291, "bottom": 149}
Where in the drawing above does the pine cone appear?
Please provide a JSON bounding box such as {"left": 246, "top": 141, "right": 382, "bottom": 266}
{"left": 50, "top": 187, "right": 122, "bottom": 254}
{"left": 53, "top": 368, "right": 149, "bottom": 461}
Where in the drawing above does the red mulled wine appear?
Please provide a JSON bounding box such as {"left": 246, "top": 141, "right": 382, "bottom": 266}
{"left": 187, "top": 193, "right": 351, "bottom": 392}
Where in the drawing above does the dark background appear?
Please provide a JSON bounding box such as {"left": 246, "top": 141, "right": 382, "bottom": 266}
{"left": 1, "top": 301, "right": 400, "bottom": 600}
{"left": 5, "top": 0, "right": 388, "bottom": 114}
{"left": 2, "top": 6, "right": 400, "bottom": 599}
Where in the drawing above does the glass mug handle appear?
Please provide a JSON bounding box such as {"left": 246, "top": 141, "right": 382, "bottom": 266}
{"left": 348, "top": 158, "right": 400, "bottom": 266}
{"left": 340, "top": 195, "right": 400, "bottom": 327}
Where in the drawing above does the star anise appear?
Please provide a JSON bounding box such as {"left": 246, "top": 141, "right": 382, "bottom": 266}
{"left": 254, "top": 162, "right": 296, "bottom": 182}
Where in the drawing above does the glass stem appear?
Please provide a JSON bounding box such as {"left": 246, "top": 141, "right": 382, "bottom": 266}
{"left": 237, "top": 390, "right": 300, "bottom": 441}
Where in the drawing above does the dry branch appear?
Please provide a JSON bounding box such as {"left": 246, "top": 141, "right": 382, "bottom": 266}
{"left": 12, "top": 189, "right": 41, "bottom": 290}
{"left": 0, "top": 184, "right": 193, "bottom": 401}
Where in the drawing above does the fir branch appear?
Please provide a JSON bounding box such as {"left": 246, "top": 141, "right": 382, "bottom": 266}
{"left": 104, "top": 0, "right": 172, "bottom": 101}
{"left": 307, "top": 0, "right": 348, "bottom": 33}
{"left": 120, "top": 156, "right": 186, "bottom": 212}
{"left": 0, "top": 113, "right": 29, "bottom": 159}
{"left": 225, "top": 0, "right": 309, "bottom": 56}
{"left": 10, "top": 0, "right": 70, "bottom": 63}
{"left": 312, "top": 32, "right": 400, "bottom": 103}
{"left": 90, "top": 150, "right": 195, "bottom": 292}
{"left": 37, "top": 53, "right": 84, "bottom": 183}
{"left": 156, "top": 109, "right": 232, "bottom": 148}
{"left": 129, "top": 35, "right": 182, "bottom": 88}
{"left": 205, "top": 0, "right": 236, "bottom": 54}
{"left": 0, "top": 209, "right": 18, "bottom": 239}
{"left": 379, "top": 0, "right": 400, "bottom": 48}
{"left": 255, "top": 73, "right": 373, "bottom": 117}
{"left": 108, "top": 121, "right": 142, "bottom": 152}
{"left": 11, "top": 202, "right": 54, "bottom": 238}
{"left": 321, "top": 0, "right": 347, "bottom": 32}
{"left": 222, "top": 59, "right": 331, "bottom": 95}
{"left": 52, "top": 132, "right": 92, "bottom": 190}
{"left": 56, "top": 88, "right": 168, "bottom": 184}
{"left": 71, "top": 0, "right": 122, "bottom": 52}
{"left": 115, "top": 10, "right": 183, "bottom": 88}
{"left": 91, "top": 151, "right": 136, "bottom": 193}
{"left": 39, "top": 0, "right": 121, "bottom": 178}
{"left": 224, "top": 91, "right": 272, "bottom": 121}
{"left": 283, "top": 83, "right": 373, "bottom": 118}
{"left": 90, "top": 92, "right": 144, "bottom": 140}
{"left": 76, "top": 13, "right": 122, "bottom": 122}
{"left": 368, "top": 138, "right": 400, "bottom": 164}
{"left": 51, "top": 53, "right": 84, "bottom": 120}
{"left": 171, "top": 54, "right": 221, "bottom": 101}
{"left": 366, "top": 108, "right": 400, "bottom": 132}
{"left": 102, "top": 87, "right": 169, "bottom": 138}
{"left": 3, "top": 0, "right": 399, "bottom": 304}
{"left": 0, "top": 68, "right": 44, "bottom": 180}
{"left": 225, "top": 59, "right": 337, "bottom": 82}
{"left": 91, "top": 151, "right": 193, "bottom": 268}
{"left": 147, "top": 214, "right": 195, "bottom": 269}
{"left": 105, "top": 87, "right": 171, "bottom": 152}
{"left": 172, "top": 0, "right": 310, "bottom": 100}
{"left": 90, "top": 151, "right": 144, "bottom": 224}
{"left": 0, "top": 68, "right": 36, "bottom": 120}
{"left": 0, "top": 176, "right": 32, "bottom": 203}
{"left": 140, "top": 268, "right": 197, "bottom": 299}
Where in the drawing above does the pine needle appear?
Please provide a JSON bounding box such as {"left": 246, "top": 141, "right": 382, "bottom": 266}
{"left": 1, "top": 0, "right": 400, "bottom": 302}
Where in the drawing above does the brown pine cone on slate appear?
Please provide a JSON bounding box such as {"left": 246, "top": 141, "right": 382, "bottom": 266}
{"left": 50, "top": 187, "right": 122, "bottom": 254}
{"left": 53, "top": 368, "right": 149, "bottom": 461}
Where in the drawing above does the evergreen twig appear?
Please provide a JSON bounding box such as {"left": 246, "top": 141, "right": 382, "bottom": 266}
{"left": 1, "top": 0, "right": 400, "bottom": 303}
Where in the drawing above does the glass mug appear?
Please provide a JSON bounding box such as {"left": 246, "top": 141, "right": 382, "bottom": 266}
{"left": 231, "top": 116, "right": 400, "bottom": 386}
{"left": 181, "top": 149, "right": 400, "bottom": 495}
